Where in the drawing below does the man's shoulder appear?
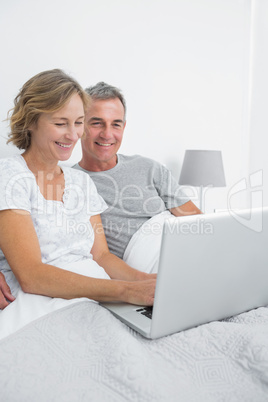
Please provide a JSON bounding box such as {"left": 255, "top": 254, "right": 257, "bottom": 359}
{"left": 71, "top": 163, "right": 92, "bottom": 178}
{"left": 119, "top": 153, "right": 159, "bottom": 167}
{"left": 63, "top": 164, "right": 92, "bottom": 185}
{"left": 71, "top": 155, "right": 162, "bottom": 175}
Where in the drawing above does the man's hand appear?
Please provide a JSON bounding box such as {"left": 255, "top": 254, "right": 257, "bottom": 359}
{"left": 0, "top": 272, "right": 15, "bottom": 309}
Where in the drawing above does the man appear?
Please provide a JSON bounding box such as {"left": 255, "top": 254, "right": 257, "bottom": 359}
{"left": 73, "top": 82, "right": 201, "bottom": 259}
{"left": 0, "top": 82, "right": 200, "bottom": 308}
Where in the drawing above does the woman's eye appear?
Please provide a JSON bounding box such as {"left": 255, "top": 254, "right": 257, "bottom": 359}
{"left": 55, "top": 123, "right": 65, "bottom": 126}
{"left": 75, "top": 121, "right": 84, "bottom": 125}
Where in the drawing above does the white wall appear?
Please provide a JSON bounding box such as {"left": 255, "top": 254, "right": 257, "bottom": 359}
{"left": 0, "top": 0, "right": 265, "bottom": 212}
{"left": 248, "top": 0, "right": 268, "bottom": 208}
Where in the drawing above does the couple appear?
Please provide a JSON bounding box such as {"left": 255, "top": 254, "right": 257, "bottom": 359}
{"left": 0, "top": 69, "right": 201, "bottom": 310}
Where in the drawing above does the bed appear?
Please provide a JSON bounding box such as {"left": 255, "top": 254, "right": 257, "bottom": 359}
{"left": 1, "top": 212, "right": 268, "bottom": 401}
{"left": 0, "top": 299, "right": 268, "bottom": 401}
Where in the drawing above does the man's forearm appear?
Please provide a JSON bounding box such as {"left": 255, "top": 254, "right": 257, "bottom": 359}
{"left": 170, "top": 200, "right": 202, "bottom": 216}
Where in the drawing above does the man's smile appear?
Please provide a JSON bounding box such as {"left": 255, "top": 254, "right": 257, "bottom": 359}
{"left": 96, "top": 142, "right": 113, "bottom": 147}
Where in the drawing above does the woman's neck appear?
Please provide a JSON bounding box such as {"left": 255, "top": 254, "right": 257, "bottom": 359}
{"left": 22, "top": 150, "right": 61, "bottom": 177}
{"left": 22, "top": 151, "right": 65, "bottom": 202}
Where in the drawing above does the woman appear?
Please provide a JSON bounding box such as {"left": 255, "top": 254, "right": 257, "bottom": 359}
{"left": 0, "top": 69, "right": 156, "bottom": 308}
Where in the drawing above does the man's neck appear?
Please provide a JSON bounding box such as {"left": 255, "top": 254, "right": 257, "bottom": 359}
{"left": 79, "top": 155, "right": 118, "bottom": 172}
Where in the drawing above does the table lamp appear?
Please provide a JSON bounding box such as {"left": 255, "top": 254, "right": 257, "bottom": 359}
{"left": 179, "top": 150, "right": 226, "bottom": 211}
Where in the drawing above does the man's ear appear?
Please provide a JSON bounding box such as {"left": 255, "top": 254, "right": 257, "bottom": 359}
{"left": 123, "top": 120, "right": 127, "bottom": 130}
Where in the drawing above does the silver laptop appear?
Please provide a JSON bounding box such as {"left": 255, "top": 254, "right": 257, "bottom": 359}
{"left": 101, "top": 207, "right": 268, "bottom": 339}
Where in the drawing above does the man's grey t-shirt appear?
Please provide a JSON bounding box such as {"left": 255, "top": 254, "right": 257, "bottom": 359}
{"left": 73, "top": 154, "right": 188, "bottom": 259}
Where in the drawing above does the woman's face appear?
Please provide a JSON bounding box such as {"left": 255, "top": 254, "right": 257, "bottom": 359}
{"left": 29, "top": 93, "right": 84, "bottom": 163}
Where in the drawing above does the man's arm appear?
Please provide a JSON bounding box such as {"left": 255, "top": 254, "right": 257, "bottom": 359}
{"left": 0, "top": 272, "right": 15, "bottom": 309}
{"left": 170, "top": 200, "right": 202, "bottom": 217}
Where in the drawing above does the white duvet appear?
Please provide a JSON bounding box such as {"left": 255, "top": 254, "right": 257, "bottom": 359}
{"left": 123, "top": 210, "right": 172, "bottom": 273}
{"left": 0, "top": 259, "right": 108, "bottom": 340}
{"left": 1, "top": 299, "right": 268, "bottom": 401}
{"left": 1, "top": 212, "right": 268, "bottom": 401}
{"left": 0, "top": 211, "right": 168, "bottom": 340}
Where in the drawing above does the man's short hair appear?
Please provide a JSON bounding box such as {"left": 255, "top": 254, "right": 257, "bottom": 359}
{"left": 85, "top": 82, "right": 126, "bottom": 121}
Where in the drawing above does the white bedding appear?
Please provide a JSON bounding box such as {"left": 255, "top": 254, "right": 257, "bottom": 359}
{"left": 123, "top": 210, "right": 173, "bottom": 273}
{"left": 0, "top": 300, "right": 268, "bottom": 401}
{"left": 1, "top": 212, "right": 268, "bottom": 400}
{"left": 0, "top": 259, "right": 107, "bottom": 341}
{"left": 0, "top": 211, "right": 168, "bottom": 340}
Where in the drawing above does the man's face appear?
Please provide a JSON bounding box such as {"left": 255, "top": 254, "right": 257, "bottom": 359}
{"left": 81, "top": 98, "right": 126, "bottom": 170}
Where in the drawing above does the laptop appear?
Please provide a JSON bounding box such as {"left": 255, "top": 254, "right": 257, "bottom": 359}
{"left": 101, "top": 207, "right": 268, "bottom": 339}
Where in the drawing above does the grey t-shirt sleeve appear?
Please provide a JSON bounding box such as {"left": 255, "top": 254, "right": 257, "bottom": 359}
{"left": 72, "top": 156, "right": 190, "bottom": 259}
{"left": 152, "top": 161, "right": 190, "bottom": 209}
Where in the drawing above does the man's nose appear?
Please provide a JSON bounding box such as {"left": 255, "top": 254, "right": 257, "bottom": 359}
{"left": 100, "top": 125, "right": 113, "bottom": 139}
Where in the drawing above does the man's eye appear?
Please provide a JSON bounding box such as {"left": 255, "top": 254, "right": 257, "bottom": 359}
{"left": 55, "top": 123, "right": 65, "bottom": 126}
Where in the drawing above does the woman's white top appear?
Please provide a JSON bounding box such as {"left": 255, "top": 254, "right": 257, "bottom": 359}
{"left": 0, "top": 155, "right": 109, "bottom": 294}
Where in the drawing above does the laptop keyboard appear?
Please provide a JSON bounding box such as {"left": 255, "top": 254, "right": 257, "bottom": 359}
{"left": 136, "top": 306, "right": 153, "bottom": 319}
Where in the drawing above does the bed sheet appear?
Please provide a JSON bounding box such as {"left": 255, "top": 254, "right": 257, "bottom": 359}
{"left": 123, "top": 211, "right": 172, "bottom": 273}
{"left": 0, "top": 300, "right": 268, "bottom": 402}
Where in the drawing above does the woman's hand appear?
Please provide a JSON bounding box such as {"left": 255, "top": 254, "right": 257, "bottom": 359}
{"left": 0, "top": 272, "right": 15, "bottom": 309}
{"left": 134, "top": 271, "right": 157, "bottom": 281}
{"left": 0, "top": 210, "right": 156, "bottom": 305}
{"left": 122, "top": 278, "right": 157, "bottom": 306}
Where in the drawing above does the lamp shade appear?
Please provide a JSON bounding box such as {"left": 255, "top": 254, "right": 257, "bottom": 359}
{"left": 179, "top": 150, "right": 226, "bottom": 187}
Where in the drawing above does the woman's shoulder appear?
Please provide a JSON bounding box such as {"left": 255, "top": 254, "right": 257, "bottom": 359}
{"left": 0, "top": 155, "right": 34, "bottom": 210}
{"left": 0, "top": 154, "right": 27, "bottom": 176}
{"left": 0, "top": 154, "right": 22, "bottom": 165}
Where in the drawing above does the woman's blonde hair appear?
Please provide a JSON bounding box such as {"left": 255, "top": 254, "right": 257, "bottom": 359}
{"left": 7, "top": 69, "right": 90, "bottom": 150}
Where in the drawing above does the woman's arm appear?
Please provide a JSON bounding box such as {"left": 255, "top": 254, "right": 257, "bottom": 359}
{"left": 90, "top": 214, "right": 156, "bottom": 281}
{"left": 0, "top": 210, "right": 155, "bottom": 305}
